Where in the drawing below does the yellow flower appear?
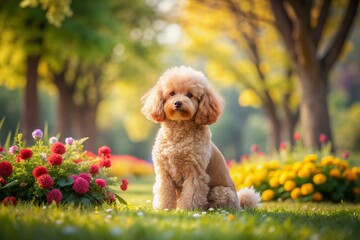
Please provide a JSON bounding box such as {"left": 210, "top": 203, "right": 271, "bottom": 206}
{"left": 329, "top": 168, "right": 341, "bottom": 178}
{"left": 343, "top": 169, "right": 356, "bottom": 181}
{"left": 353, "top": 187, "right": 360, "bottom": 195}
{"left": 292, "top": 162, "right": 302, "bottom": 172}
{"left": 302, "top": 162, "right": 317, "bottom": 174}
{"left": 227, "top": 214, "right": 235, "bottom": 221}
{"left": 339, "top": 160, "right": 349, "bottom": 170}
{"left": 321, "top": 156, "right": 334, "bottom": 166}
{"left": 269, "top": 177, "right": 280, "bottom": 188}
{"left": 268, "top": 160, "right": 280, "bottom": 169}
{"left": 298, "top": 169, "right": 310, "bottom": 179}
{"left": 244, "top": 175, "right": 255, "bottom": 187}
{"left": 262, "top": 189, "right": 275, "bottom": 202}
{"left": 352, "top": 167, "right": 360, "bottom": 177}
{"left": 284, "top": 180, "right": 296, "bottom": 192}
{"left": 312, "top": 192, "right": 323, "bottom": 201}
{"left": 291, "top": 188, "right": 301, "bottom": 199}
{"left": 313, "top": 173, "right": 327, "bottom": 185}
{"left": 300, "top": 183, "right": 314, "bottom": 195}
{"left": 279, "top": 172, "right": 290, "bottom": 185}
{"left": 304, "top": 154, "right": 318, "bottom": 162}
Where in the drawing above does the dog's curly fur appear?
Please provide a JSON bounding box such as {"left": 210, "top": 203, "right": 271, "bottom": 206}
{"left": 142, "top": 66, "right": 259, "bottom": 211}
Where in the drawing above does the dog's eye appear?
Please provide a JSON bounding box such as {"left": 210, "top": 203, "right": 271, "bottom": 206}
{"left": 186, "top": 93, "right": 193, "bottom": 98}
{"left": 170, "top": 91, "right": 175, "bottom": 96}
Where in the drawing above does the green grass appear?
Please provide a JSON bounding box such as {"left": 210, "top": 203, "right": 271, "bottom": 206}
{"left": 1, "top": 177, "right": 359, "bottom": 240}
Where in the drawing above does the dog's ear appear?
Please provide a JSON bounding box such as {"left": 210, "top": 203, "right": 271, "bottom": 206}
{"left": 195, "top": 85, "right": 224, "bottom": 125}
{"left": 141, "top": 83, "right": 165, "bottom": 123}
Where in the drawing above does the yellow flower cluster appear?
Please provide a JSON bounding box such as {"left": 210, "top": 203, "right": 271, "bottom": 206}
{"left": 229, "top": 154, "right": 360, "bottom": 203}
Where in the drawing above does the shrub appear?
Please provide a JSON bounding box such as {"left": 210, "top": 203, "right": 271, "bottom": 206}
{"left": 0, "top": 129, "right": 127, "bottom": 206}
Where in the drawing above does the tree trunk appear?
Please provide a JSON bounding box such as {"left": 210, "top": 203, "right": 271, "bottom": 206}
{"left": 21, "top": 54, "right": 41, "bottom": 142}
{"left": 53, "top": 70, "right": 76, "bottom": 140}
{"left": 298, "top": 68, "right": 333, "bottom": 150}
{"left": 262, "top": 101, "right": 281, "bottom": 152}
{"left": 74, "top": 104, "right": 98, "bottom": 151}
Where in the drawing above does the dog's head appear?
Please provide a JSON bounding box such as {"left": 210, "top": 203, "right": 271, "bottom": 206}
{"left": 141, "top": 66, "right": 224, "bottom": 125}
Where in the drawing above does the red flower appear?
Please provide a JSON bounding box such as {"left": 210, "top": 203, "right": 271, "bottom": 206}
{"left": 0, "top": 177, "right": 6, "bottom": 187}
{"left": 95, "top": 178, "right": 106, "bottom": 188}
{"left": 0, "top": 146, "right": 4, "bottom": 152}
{"left": 89, "top": 164, "right": 99, "bottom": 175}
{"left": 293, "top": 132, "right": 301, "bottom": 141}
{"left": 47, "top": 189, "right": 63, "bottom": 204}
{"left": 47, "top": 153, "right": 63, "bottom": 166}
{"left": 98, "top": 146, "right": 111, "bottom": 158}
{"left": 51, "top": 142, "right": 66, "bottom": 155}
{"left": 37, "top": 174, "right": 54, "bottom": 189}
{"left": 72, "top": 177, "right": 89, "bottom": 195}
{"left": 343, "top": 151, "right": 350, "bottom": 159}
{"left": 319, "top": 133, "right": 327, "bottom": 143}
{"left": 20, "top": 148, "right": 33, "bottom": 160}
{"left": 78, "top": 173, "right": 91, "bottom": 183}
{"left": 2, "top": 196, "right": 17, "bottom": 206}
{"left": 120, "top": 179, "right": 128, "bottom": 191}
{"left": 250, "top": 144, "right": 259, "bottom": 153}
{"left": 0, "top": 161, "right": 13, "bottom": 178}
{"left": 99, "top": 159, "right": 111, "bottom": 168}
{"left": 33, "top": 166, "right": 48, "bottom": 179}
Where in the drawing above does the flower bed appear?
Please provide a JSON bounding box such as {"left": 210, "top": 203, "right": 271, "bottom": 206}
{"left": 230, "top": 150, "right": 360, "bottom": 203}
{"left": 0, "top": 129, "right": 128, "bottom": 206}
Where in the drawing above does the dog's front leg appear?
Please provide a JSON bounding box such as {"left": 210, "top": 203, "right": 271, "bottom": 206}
{"left": 153, "top": 173, "right": 177, "bottom": 210}
{"left": 177, "top": 173, "right": 210, "bottom": 210}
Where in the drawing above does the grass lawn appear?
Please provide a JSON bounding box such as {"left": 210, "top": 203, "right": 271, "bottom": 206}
{"left": 1, "top": 176, "right": 359, "bottom": 240}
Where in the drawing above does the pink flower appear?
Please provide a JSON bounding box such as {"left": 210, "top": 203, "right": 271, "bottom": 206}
{"left": 37, "top": 174, "right": 54, "bottom": 189}
{"left": 280, "top": 142, "right": 287, "bottom": 150}
{"left": 0, "top": 161, "right": 13, "bottom": 178}
{"left": 95, "top": 178, "right": 106, "bottom": 188}
{"left": 89, "top": 164, "right": 99, "bottom": 175}
{"left": 250, "top": 144, "right": 259, "bottom": 153}
{"left": 33, "top": 166, "right": 48, "bottom": 178}
{"left": 120, "top": 179, "right": 128, "bottom": 191}
{"left": 99, "top": 159, "right": 111, "bottom": 168}
{"left": 73, "top": 177, "right": 89, "bottom": 195}
{"left": 47, "top": 189, "right": 63, "bottom": 204}
{"left": 319, "top": 133, "right": 327, "bottom": 143}
{"left": 51, "top": 142, "right": 66, "bottom": 155}
{"left": 98, "top": 146, "right": 111, "bottom": 158}
{"left": 343, "top": 151, "right": 350, "bottom": 159}
{"left": 78, "top": 173, "right": 91, "bottom": 183}
{"left": 47, "top": 153, "right": 63, "bottom": 166}
{"left": 2, "top": 196, "right": 17, "bottom": 206}
{"left": 293, "top": 132, "right": 301, "bottom": 141}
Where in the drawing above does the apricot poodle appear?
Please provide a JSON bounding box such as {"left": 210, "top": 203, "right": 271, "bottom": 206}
{"left": 141, "top": 66, "right": 260, "bottom": 211}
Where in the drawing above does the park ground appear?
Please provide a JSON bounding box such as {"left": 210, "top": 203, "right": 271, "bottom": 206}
{"left": 0, "top": 176, "right": 359, "bottom": 240}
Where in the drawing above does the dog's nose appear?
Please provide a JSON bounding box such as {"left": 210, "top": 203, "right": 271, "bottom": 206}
{"left": 174, "top": 101, "right": 182, "bottom": 109}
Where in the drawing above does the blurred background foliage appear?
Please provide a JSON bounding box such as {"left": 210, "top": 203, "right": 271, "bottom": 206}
{"left": 0, "top": 0, "right": 359, "bottom": 161}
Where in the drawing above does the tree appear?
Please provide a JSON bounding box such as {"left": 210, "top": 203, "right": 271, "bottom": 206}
{"left": 269, "top": 0, "right": 360, "bottom": 150}
{"left": 0, "top": 0, "right": 48, "bottom": 141}
{"left": 180, "top": 0, "right": 299, "bottom": 151}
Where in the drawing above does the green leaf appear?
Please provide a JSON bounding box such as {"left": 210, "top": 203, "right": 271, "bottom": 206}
{"left": 57, "top": 177, "right": 74, "bottom": 187}
{"left": 113, "top": 193, "right": 127, "bottom": 205}
{"left": 80, "top": 197, "right": 92, "bottom": 206}
{"left": 0, "top": 180, "right": 19, "bottom": 190}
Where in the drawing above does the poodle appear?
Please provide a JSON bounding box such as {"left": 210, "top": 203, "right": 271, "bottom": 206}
{"left": 141, "top": 66, "right": 260, "bottom": 211}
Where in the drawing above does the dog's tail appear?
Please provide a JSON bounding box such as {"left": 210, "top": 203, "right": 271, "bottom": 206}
{"left": 237, "top": 187, "right": 261, "bottom": 209}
